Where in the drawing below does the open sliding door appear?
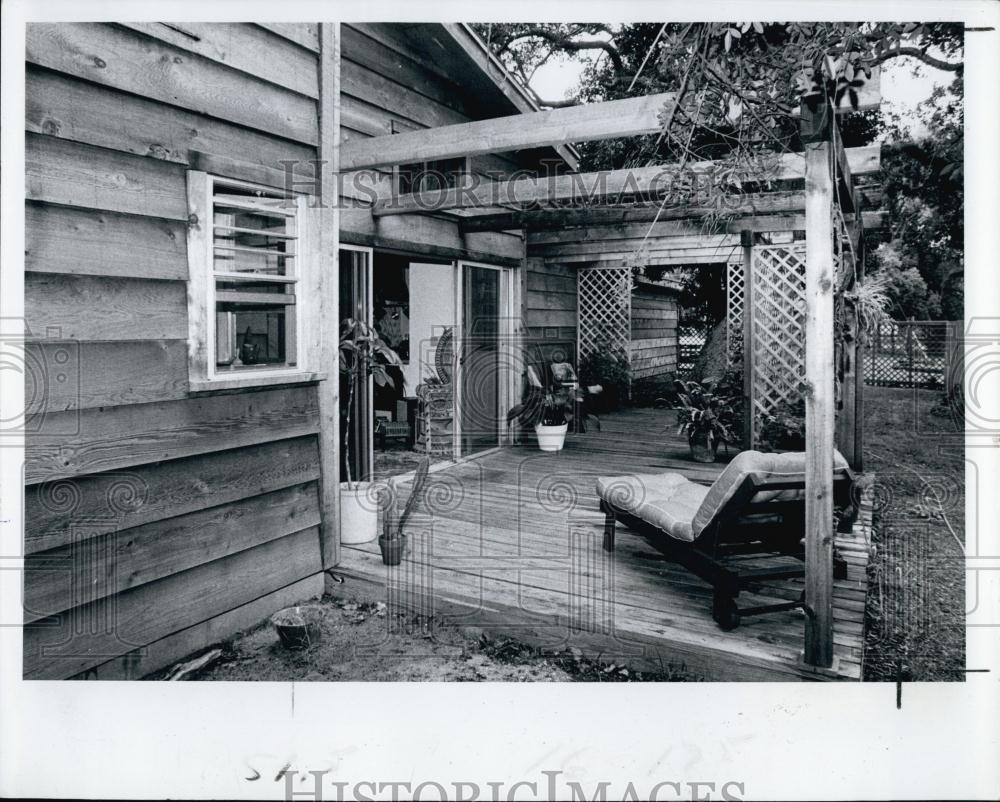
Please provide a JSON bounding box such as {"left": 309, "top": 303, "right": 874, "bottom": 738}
{"left": 456, "top": 262, "right": 516, "bottom": 458}
{"left": 338, "top": 245, "right": 374, "bottom": 481}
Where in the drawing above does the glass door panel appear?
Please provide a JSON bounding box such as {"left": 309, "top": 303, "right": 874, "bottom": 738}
{"left": 460, "top": 265, "right": 502, "bottom": 456}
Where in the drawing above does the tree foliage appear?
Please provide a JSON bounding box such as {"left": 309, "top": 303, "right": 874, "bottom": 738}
{"left": 473, "top": 21, "right": 964, "bottom": 322}
{"left": 473, "top": 22, "right": 962, "bottom": 171}
{"left": 870, "top": 78, "right": 963, "bottom": 320}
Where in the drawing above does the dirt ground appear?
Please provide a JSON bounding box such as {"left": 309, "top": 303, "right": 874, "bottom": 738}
{"left": 170, "top": 595, "right": 701, "bottom": 682}
{"left": 861, "top": 386, "right": 966, "bottom": 682}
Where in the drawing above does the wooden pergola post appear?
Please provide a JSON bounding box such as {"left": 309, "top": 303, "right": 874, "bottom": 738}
{"left": 853, "top": 230, "right": 866, "bottom": 472}
{"left": 316, "top": 23, "right": 342, "bottom": 591}
{"left": 802, "top": 99, "right": 836, "bottom": 667}
{"left": 740, "top": 229, "right": 754, "bottom": 450}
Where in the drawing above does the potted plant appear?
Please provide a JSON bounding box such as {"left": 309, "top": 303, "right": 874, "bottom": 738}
{"left": 758, "top": 398, "right": 807, "bottom": 452}
{"left": 673, "top": 378, "right": 738, "bottom": 462}
{"left": 379, "top": 456, "right": 431, "bottom": 565}
{"left": 578, "top": 347, "right": 631, "bottom": 414}
{"left": 339, "top": 317, "right": 403, "bottom": 544}
{"left": 506, "top": 362, "right": 602, "bottom": 452}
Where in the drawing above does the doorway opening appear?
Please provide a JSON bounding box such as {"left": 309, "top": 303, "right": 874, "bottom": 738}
{"left": 338, "top": 248, "right": 516, "bottom": 482}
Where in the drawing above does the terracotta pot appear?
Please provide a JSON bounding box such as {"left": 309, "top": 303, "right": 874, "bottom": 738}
{"left": 378, "top": 534, "right": 406, "bottom": 566}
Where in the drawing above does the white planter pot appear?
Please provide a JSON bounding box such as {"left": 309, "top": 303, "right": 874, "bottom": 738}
{"left": 340, "top": 482, "right": 378, "bottom": 544}
{"left": 535, "top": 422, "right": 568, "bottom": 452}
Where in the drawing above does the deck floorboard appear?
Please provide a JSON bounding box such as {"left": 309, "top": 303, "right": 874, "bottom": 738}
{"left": 338, "top": 408, "right": 871, "bottom": 681}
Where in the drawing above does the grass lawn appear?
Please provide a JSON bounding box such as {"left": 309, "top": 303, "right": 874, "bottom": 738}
{"left": 861, "top": 386, "right": 966, "bottom": 681}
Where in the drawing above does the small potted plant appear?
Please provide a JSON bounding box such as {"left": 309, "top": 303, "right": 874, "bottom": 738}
{"left": 673, "top": 378, "right": 737, "bottom": 462}
{"left": 378, "top": 456, "right": 431, "bottom": 565}
{"left": 578, "top": 347, "right": 630, "bottom": 414}
{"left": 339, "top": 317, "right": 403, "bottom": 544}
{"left": 507, "top": 362, "right": 602, "bottom": 452}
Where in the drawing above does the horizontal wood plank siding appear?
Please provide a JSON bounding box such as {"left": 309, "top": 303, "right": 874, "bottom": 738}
{"left": 27, "top": 133, "right": 188, "bottom": 221}
{"left": 26, "top": 66, "right": 316, "bottom": 175}
{"left": 24, "top": 525, "right": 323, "bottom": 679}
{"left": 70, "top": 573, "right": 325, "bottom": 680}
{"left": 27, "top": 339, "right": 189, "bottom": 413}
{"left": 23, "top": 22, "right": 329, "bottom": 678}
{"left": 26, "top": 384, "right": 320, "bottom": 484}
{"left": 25, "top": 202, "right": 188, "bottom": 280}
{"left": 26, "top": 436, "right": 322, "bottom": 554}
{"left": 525, "top": 259, "right": 578, "bottom": 337}
{"left": 118, "top": 23, "right": 320, "bottom": 99}
{"left": 25, "top": 482, "right": 321, "bottom": 624}
{"left": 256, "top": 22, "right": 319, "bottom": 53}
{"left": 630, "top": 289, "right": 679, "bottom": 379}
{"left": 341, "top": 59, "right": 468, "bottom": 131}
{"left": 26, "top": 23, "right": 318, "bottom": 145}
{"left": 25, "top": 274, "right": 187, "bottom": 342}
{"left": 341, "top": 24, "right": 465, "bottom": 111}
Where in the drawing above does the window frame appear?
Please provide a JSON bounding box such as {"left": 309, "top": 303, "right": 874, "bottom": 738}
{"left": 186, "top": 170, "right": 318, "bottom": 392}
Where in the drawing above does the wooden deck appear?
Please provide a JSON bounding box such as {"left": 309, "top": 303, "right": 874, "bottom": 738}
{"left": 337, "top": 408, "right": 872, "bottom": 681}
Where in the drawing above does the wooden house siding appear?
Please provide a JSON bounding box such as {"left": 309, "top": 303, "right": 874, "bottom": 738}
{"left": 22, "top": 21, "right": 563, "bottom": 680}
{"left": 336, "top": 23, "right": 548, "bottom": 264}
{"left": 630, "top": 289, "right": 679, "bottom": 380}
{"left": 521, "top": 258, "right": 679, "bottom": 379}
{"left": 23, "top": 22, "right": 328, "bottom": 680}
{"left": 524, "top": 258, "right": 577, "bottom": 340}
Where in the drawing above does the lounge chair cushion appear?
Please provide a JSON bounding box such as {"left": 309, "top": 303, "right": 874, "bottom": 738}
{"left": 597, "top": 449, "right": 850, "bottom": 543}
{"left": 690, "top": 449, "right": 850, "bottom": 536}
{"left": 596, "top": 472, "right": 710, "bottom": 542}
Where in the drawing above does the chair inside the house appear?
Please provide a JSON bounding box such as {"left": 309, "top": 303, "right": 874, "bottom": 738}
{"left": 596, "top": 449, "right": 856, "bottom": 630}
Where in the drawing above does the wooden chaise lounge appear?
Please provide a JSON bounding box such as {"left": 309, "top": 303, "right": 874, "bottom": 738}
{"left": 597, "top": 450, "right": 855, "bottom": 630}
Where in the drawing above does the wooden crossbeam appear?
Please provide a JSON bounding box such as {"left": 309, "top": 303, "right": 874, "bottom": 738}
{"left": 524, "top": 210, "right": 884, "bottom": 266}
{"left": 373, "top": 146, "right": 881, "bottom": 217}
{"left": 461, "top": 191, "right": 805, "bottom": 232}
{"left": 340, "top": 92, "right": 675, "bottom": 171}
{"left": 461, "top": 186, "right": 884, "bottom": 232}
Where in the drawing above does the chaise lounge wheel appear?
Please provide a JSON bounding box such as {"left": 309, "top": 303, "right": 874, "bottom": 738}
{"left": 712, "top": 594, "right": 740, "bottom": 631}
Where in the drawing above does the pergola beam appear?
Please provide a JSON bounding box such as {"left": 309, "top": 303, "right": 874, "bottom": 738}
{"left": 525, "top": 211, "right": 885, "bottom": 252}
{"left": 340, "top": 92, "right": 676, "bottom": 171}
{"left": 461, "top": 186, "right": 884, "bottom": 232}
{"left": 461, "top": 191, "right": 806, "bottom": 232}
{"left": 372, "top": 146, "right": 881, "bottom": 217}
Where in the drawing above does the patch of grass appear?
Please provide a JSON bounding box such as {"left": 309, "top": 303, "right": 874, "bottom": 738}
{"left": 861, "top": 386, "right": 965, "bottom": 681}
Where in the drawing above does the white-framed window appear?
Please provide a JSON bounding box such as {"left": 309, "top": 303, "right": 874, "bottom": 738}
{"left": 186, "top": 171, "right": 317, "bottom": 390}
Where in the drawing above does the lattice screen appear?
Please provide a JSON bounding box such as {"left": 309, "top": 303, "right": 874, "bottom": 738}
{"left": 577, "top": 266, "right": 631, "bottom": 367}
{"left": 725, "top": 258, "right": 745, "bottom": 365}
{"left": 748, "top": 244, "right": 807, "bottom": 445}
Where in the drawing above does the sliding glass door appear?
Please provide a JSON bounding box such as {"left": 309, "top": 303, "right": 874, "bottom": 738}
{"left": 338, "top": 245, "right": 373, "bottom": 482}
{"left": 457, "top": 262, "right": 515, "bottom": 458}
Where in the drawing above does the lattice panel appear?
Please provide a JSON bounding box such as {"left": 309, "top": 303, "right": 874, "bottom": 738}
{"left": 749, "top": 244, "right": 807, "bottom": 445}
{"left": 577, "top": 266, "right": 631, "bottom": 367}
{"left": 866, "top": 320, "right": 946, "bottom": 389}
{"left": 726, "top": 258, "right": 745, "bottom": 365}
